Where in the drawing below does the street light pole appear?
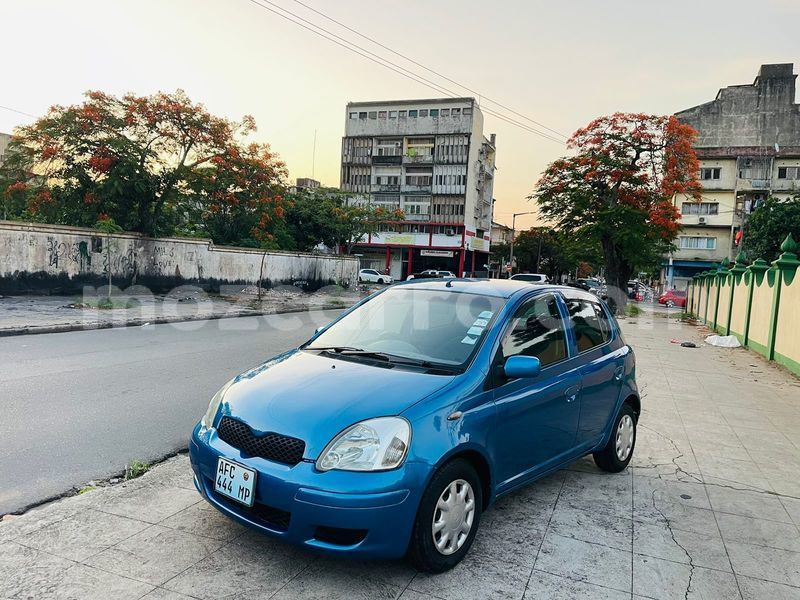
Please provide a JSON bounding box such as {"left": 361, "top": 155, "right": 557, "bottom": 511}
{"left": 509, "top": 211, "right": 535, "bottom": 278}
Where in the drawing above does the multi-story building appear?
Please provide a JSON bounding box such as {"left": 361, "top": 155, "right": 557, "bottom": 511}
{"left": 0, "top": 132, "right": 11, "bottom": 166}
{"left": 340, "top": 98, "right": 496, "bottom": 278}
{"left": 490, "top": 220, "right": 513, "bottom": 246}
{"left": 667, "top": 63, "right": 800, "bottom": 289}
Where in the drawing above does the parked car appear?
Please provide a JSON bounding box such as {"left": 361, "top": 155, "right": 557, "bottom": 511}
{"left": 509, "top": 273, "right": 549, "bottom": 284}
{"left": 658, "top": 289, "right": 687, "bottom": 308}
{"left": 190, "top": 281, "right": 639, "bottom": 572}
{"left": 359, "top": 268, "right": 393, "bottom": 284}
{"left": 407, "top": 270, "right": 456, "bottom": 281}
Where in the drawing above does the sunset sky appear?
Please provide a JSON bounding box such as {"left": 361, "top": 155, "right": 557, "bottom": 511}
{"left": 1, "top": 0, "right": 798, "bottom": 231}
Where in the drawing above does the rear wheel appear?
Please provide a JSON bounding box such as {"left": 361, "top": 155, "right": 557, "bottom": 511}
{"left": 407, "top": 459, "right": 482, "bottom": 573}
{"left": 666, "top": 300, "right": 675, "bottom": 308}
{"left": 593, "top": 403, "right": 637, "bottom": 473}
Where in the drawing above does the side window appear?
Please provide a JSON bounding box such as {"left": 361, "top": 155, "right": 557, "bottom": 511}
{"left": 566, "top": 298, "right": 609, "bottom": 352}
{"left": 499, "top": 295, "right": 567, "bottom": 367}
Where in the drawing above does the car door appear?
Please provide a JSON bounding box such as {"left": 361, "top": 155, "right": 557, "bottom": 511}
{"left": 489, "top": 293, "right": 581, "bottom": 491}
{"left": 562, "top": 293, "right": 627, "bottom": 446}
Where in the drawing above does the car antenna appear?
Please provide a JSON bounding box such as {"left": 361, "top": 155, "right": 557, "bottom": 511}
{"left": 445, "top": 279, "right": 453, "bottom": 287}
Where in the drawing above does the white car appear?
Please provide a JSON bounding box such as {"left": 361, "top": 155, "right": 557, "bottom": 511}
{"left": 359, "top": 268, "right": 393, "bottom": 284}
{"left": 510, "top": 273, "right": 549, "bottom": 284}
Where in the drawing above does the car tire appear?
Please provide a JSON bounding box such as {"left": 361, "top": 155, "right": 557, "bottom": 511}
{"left": 407, "top": 459, "right": 483, "bottom": 573}
{"left": 666, "top": 300, "right": 675, "bottom": 308}
{"left": 377, "top": 278, "right": 385, "bottom": 284}
{"left": 593, "top": 403, "right": 637, "bottom": 473}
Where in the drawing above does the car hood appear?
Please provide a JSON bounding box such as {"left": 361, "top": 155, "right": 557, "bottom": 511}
{"left": 217, "top": 349, "right": 456, "bottom": 458}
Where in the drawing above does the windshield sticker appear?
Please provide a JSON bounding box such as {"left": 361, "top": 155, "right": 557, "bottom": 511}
{"left": 461, "top": 335, "right": 478, "bottom": 345}
{"left": 478, "top": 311, "right": 493, "bottom": 319}
{"left": 467, "top": 326, "right": 484, "bottom": 336}
{"left": 472, "top": 319, "right": 488, "bottom": 327}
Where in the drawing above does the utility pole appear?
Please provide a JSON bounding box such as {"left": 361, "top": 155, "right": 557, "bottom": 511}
{"left": 509, "top": 211, "right": 535, "bottom": 278}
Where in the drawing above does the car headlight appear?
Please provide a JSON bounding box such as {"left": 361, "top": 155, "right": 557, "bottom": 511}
{"left": 201, "top": 379, "right": 235, "bottom": 429}
{"left": 316, "top": 417, "right": 411, "bottom": 472}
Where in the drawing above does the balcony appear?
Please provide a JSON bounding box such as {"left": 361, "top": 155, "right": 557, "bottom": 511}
{"left": 403, "top": 154, "right": 433, "bottom": 165}
{"left": 371, "top": 155, "right": 402, "bottom": 165}
{"left": 405, "top": 213, "right": 432, "bottom": 221}
{"left": 402, "top": 184, "right": 432, "bottom": 194}
{"left": 371, "top": 183, "right": 401, "bottom": 193}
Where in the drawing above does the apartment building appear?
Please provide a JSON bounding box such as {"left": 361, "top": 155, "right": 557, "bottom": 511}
{"left": 340, "top": 98, "right": 496, "bottom": 279}
{"left": 667, "top": 63, "right": 800, "bottom": 289}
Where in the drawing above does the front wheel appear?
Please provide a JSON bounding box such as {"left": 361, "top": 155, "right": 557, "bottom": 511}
{"left": 377, "top": 278, "right": 386, "bottom": 284}
{"left": 665, "top": 300, "right": 675, "bottom": 308}
{"left": 407, "top": 459, "right": 482, "bottom": 573}
{"left": 593, "top": 403, "right": 637, "bottom": 473}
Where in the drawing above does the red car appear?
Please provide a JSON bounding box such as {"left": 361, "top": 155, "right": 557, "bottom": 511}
{"left": 658, "top": 289, "right": 687, "bottom": 308}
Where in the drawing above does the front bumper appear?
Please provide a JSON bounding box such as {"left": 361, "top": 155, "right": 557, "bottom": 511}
{"left": 189, "top": 423, "right": 426, "bottom": 559}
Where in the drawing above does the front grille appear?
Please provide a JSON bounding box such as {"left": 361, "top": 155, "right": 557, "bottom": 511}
{"left": 217, "top": 416, "right": 305, "bottom": 466}
{"left": 208, "top": 478, "right": 291, "bottom": 531}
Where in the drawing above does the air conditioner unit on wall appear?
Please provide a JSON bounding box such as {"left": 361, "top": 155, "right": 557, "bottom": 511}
{"left": 698, "top": 217, "right": 706, "bottom": 225}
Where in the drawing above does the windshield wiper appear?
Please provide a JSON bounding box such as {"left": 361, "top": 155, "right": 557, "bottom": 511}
{"left": 307, "top": 347, "right": 461, "bottom": 372}
{"left": 307, "top": 346, "right": 391, "bottom": 362}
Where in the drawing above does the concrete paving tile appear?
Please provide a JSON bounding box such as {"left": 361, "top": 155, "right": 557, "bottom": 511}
{"left": 547, "top": 503, "right": 632, "bottom": 552}
{"left": 29, "top": 563, "right": 155, "bottom": 600}
{"left": 534, "top": 532, "right": 632, "bottom": 593}
{"left": 632, "top": 555, "right": 740, "bottom": 600}
{"left": 523, "top": 570, "right": 630, "bottom": 600}
{"left": 98, "top": 483, "right": 201, "bottom": 524}
{"left": 781, "top": 497, "right": 800, "bottom": 528}
{"left": 159, "top": 501, "right": 247, "bottom": 541}
{"left": 139, "top": 589, "right": 198, "bottom": 600}
{"left": 410, "top": 553, "right": 529, "bottom": 600}
{"left": 633, "top": 477, "right": 710, "bottom": 512}
{"left": 472, "top": 507, "right": 545, "bottom": 568}
{"left": 716, "top": 511, "right": 800, "bottom": 552}
{"left": 84, "top": 524, "right": 222, "bottom": 586}
{"left": 0, "top": 541, "right": 75, "bottom": 599}
{"left": 705, "top": 486, "right": 792, "bottom": 522}
{"left": 19, "top": 508, "right": 149, "bottom": 562}
{"left": 271, "top": 560, "right": 403, "bottom": 600}
{"left": 737, "top": 575, "right": 800, "bottom": 600}
{"left": 142, "top": 456, "right": 197, "bottom": 491}
{"left": 163, "top": 534, "right": 311, "bottom": 599}
{"left": 633, "top": 500, "right": 719, "bottom": 537}
{"left": 0, "top": 504, "right": 77, "bottom": 543}
{"left": 633, "top": 521, "right": 731, "bottom": 571}
{"left": 301, "top": 556, "right": 417, "bottom": 589}
{"left": 694, "top": 456, "right": 773, "bottom": 490}
{"left": 726, "top": 541, "right": 800, "bottom": 587}
{"left": 558, "top": 471, "right": 633, "bottom": 519}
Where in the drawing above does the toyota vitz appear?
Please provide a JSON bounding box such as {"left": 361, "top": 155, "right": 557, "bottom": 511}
{"left": 190, "top": 280, "right": 639, "bottom": 572}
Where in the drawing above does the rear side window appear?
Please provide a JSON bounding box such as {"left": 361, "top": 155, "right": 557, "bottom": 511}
{"left": 500, "top": 294, "right": 567, "bottom": 367}
{"left": 566, "top": 298, "right": 610, "bottom": 352}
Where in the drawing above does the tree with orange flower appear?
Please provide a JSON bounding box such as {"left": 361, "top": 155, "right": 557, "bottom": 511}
{"left": 531, "top": 113, "right": 701, "bottom": 311}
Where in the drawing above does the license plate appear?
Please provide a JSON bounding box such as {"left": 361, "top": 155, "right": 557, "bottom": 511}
{"left": 215, "top": 458, "right": 256, "bottom": 507}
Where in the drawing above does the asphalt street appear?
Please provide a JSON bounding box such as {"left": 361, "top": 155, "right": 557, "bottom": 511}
{"left": 0, "top": 310, "right": 341, "bottom": 515}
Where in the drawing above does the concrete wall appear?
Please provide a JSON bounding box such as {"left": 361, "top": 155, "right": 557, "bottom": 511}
{"left": 689, "top": 241, "right": 800, "bottom": 376}
{"left": 0, "top": 221, "right": 359, "bottom": 294}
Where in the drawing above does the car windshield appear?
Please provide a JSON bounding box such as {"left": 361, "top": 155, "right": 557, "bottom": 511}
{"left": 305, "top": 287, "right": 505, "bottom": 368}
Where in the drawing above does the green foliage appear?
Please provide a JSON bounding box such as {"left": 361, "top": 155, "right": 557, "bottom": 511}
{"left": 493, "top": 227, "right": 602, "bottom": 278}
{"left": 124, "top": 460, "right": 150, "bottom": 480}
{"left": 741, "top": 196, "right": 800, "bottom": 263}
{"left": 625, "top": 304, "right": 643, "bottom": 317}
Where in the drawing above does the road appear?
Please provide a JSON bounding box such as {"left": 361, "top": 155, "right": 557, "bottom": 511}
{"left": 0, "top": 310, "right": 341, "bottom": 515}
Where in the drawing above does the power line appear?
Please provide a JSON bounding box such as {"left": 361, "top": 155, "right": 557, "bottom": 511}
{"left": 0, "top": 105, "right": 36, "bottom": 119}
{"left": 245, "top": 0, "right": 565, "bottom": 144}
{"left": 288, "top": 0, "right": 569, "bottom": 140}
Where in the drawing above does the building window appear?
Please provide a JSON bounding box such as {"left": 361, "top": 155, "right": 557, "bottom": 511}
{"left": 399, "top": 110, "right": 407, "bottom": 118}
{"left": 378, "top": 111, "right": 387, "bottom": 119}
{"left": 359, "top": 112, "right": 367, "bottom": 119}
{"left": 681, "top": 202, "right": 719, "bottom": 215}
{"left": 368, "top": 111, "right": 377, "bottom": 119}
{"left": 419, "top": 109, "right": 428, "bottom": 117}
{"left": 700, "top": 167, "right": 721, "bottom": 180}
{"left": 679, "top": 236, "right": 716, "bottom": 250}
{"left": 389, "top": 111, "right": 398, "bottom": 119}
{"left": 408, "top": 110, "right": 418, "bottom": 118}
{"left": 441, "top": 108, "right": 450, "bottom": 117}
{"left": 452, "top": 108, "right": 461, "bottom": 116}
{"left": 349, "top": 112, "right": 358, "bottom": 119}
{"left": 777, "top": 166, "right": 800, "bottom": 179}
{"left": 463, "top": 107, "right": 472, "bottom": 116}
{"left": 430, "top": 109, "right": 439, "bottom": 117}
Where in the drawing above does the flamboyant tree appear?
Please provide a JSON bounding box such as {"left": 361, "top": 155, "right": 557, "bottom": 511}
{"left": 531, "top": 112, "right": 701, "bottom": 311}
{"left": 1, "top": 90, "right": 286, "bottom": 238}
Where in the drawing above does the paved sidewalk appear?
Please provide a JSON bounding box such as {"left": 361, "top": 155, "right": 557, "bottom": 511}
{"left": 1, "top": 317, "right": 799, "bottom": 599}
{"left": 0, "top": 286, "right": 367, "bottom": 336}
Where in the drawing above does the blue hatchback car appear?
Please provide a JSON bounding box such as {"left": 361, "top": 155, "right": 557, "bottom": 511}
{"left": 190, "top": 280, "right": 639, "bottom": 572}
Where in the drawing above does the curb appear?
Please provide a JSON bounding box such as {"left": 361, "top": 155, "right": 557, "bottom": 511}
{"left": 0, "top": 302, "right": 351, "bottom": 337}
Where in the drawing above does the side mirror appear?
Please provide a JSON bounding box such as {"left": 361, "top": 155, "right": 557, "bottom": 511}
{"left": 503, "top": 355, "right": 541, "bottom": 379}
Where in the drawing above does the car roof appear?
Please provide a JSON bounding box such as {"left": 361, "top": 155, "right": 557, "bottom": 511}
{"left": 395, "top": 278, "right": 584, "bottom": 300}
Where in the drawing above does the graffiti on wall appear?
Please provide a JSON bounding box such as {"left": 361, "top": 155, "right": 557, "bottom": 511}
{"left": 46, "top": 237, "right": 92, "bottom": 271}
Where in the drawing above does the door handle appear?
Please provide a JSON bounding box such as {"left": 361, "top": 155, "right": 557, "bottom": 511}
{"left": 614, "top": 366, "right": 625, "bottom": 381}
{"left": 564, "top": 385, "right": 580, "bottom": 403}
